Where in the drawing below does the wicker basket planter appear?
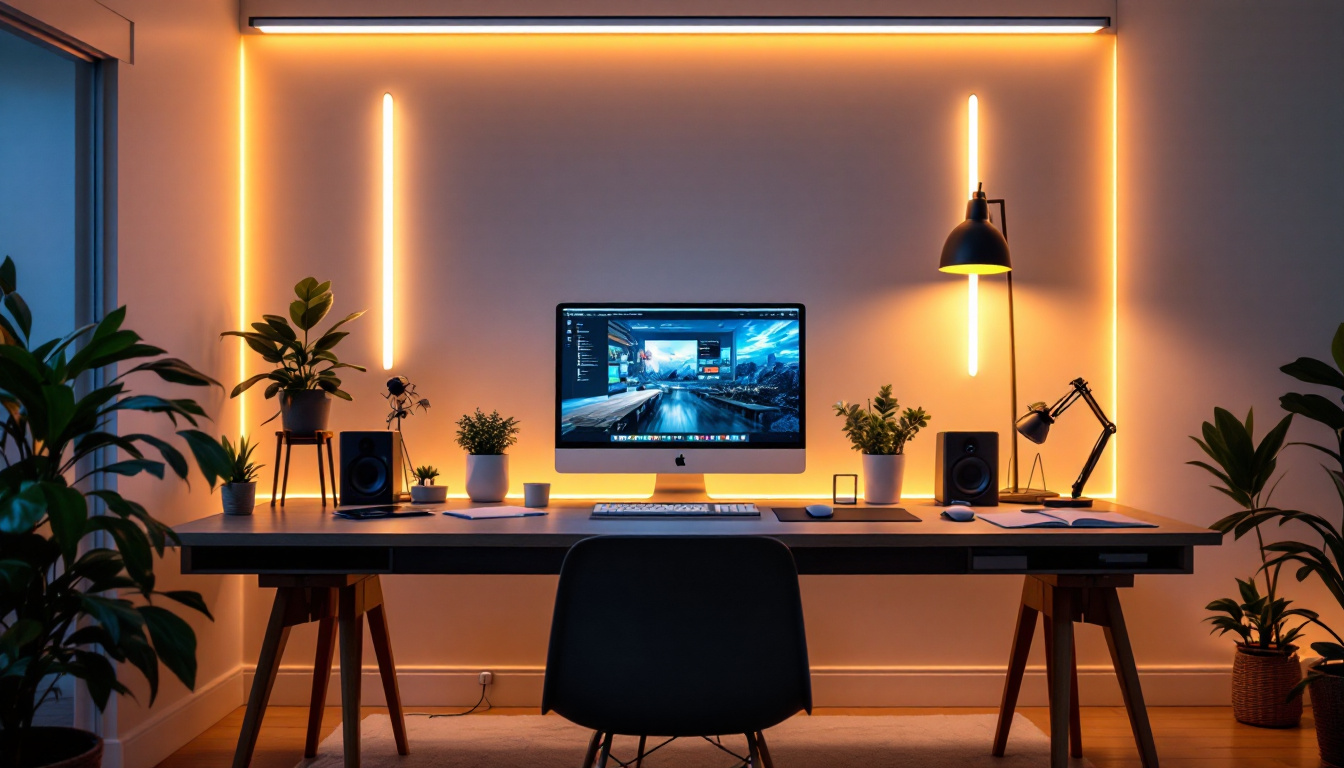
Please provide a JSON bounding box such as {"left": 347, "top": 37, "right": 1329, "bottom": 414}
{"left": 1232, "top": 646, "right": 1303, "bottom": 728}
{"left": 1311, "top": 667, "right": 1344, "bottom": 768}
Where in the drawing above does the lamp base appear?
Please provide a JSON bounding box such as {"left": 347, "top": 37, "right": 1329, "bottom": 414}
{"left": 999, "top": 488, "right": 1061, "bottom": 504}
{"left": 1042, "top": 496, "right": 1093, "bottom": 508}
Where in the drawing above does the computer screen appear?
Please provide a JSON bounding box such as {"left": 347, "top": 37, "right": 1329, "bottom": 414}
{"left": 557, "top": 304, "right": 805, "bottom": 449}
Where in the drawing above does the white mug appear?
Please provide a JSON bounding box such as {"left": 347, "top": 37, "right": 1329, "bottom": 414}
{"left": 523, "top": 483, "right": 551, "bottom": 508}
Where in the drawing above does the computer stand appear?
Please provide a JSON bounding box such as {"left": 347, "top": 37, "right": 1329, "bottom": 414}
{"left": 652, "top": 473, "right": 709, "bottom": 501}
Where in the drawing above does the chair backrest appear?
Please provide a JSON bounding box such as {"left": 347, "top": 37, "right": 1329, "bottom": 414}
{"left": 541, "top": 535, "right": 812, "bottom": 737}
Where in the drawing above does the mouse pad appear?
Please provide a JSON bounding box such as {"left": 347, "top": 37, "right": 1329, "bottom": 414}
{"left": 772, "top": 507, "right": 920, "bottom": 523}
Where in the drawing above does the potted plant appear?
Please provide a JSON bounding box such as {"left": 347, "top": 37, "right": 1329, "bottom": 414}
{"left": 0, "top": 258, "right": 232, "bottom": 767}
{"left": 221, "top": 277, "right": 366, "bottom": 433}
{"left": 1190, "top": 407, "right": 1312, "bottom": 727}
{"left": 1255, "top": 323, "right": 1344, "bottom": 764}
{"left": 410, "top": 465, "right": 447, "bottom": 503}
{"left": 833, "top": 385, "right": 930, "bottom": 504}
{"left": 220, "top": 435, "right": 263, "bottom": 516}
{"left": 455, "top": 409, "right": 520, "bottom": 503}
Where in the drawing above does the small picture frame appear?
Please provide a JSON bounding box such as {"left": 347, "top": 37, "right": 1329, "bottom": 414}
{"left": 832, "top": 474, "right": 858, "bottom": 505}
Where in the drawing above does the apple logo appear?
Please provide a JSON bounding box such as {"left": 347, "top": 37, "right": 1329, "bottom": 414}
{"left": 675, "top": 454, "right": 686, "bottom": 467}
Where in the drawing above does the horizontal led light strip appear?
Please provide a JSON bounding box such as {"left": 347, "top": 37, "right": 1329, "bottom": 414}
{"left": 251, "top": 16, "right": 1110, "bottom": 35}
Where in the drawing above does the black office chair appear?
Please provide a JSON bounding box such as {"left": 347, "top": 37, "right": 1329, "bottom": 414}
{"left": 542, "top": 535, "right": 812, "bottom": 768}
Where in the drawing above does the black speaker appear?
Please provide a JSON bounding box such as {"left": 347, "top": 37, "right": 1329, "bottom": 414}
{"left": 339, "top": 431, "right": 406, "bottom": 505}
{"left": 934, "top": 431, "right": 999, "bottom": 506}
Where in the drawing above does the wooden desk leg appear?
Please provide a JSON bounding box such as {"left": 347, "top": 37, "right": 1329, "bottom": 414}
{"left": 992, "top": 587, "right": 1039, "bottom": 756}
{"left": 280, "top": 442, "right": 293, "bottom": 507}
{"left": 1042, "top": 616, "right": 1084, "bottom": 760}
{"left": 317, "top": 441, "right": 328, "bottom": 507}
{"left": 305, "top": 616, "right": 338, "bottom": 758}
{"left": 232, "top": 590, "right": 293, "bottom": 768}
{"left": 1101, "top": 587, "right": 1159, "bottom": 768}
{"left": 367, "top": 603, "right": 410, "bottom": 755}
{"left": 339, "top": 585, "right": 365, "bottom": 768}
{"left": 1048, "top": 587, "right": 1075, "bottom": 768}
{"left": 270, "top": 435, "right": 283, "bottom": 508}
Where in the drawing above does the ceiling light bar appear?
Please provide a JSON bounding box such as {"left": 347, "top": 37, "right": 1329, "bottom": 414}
{"left": 250, "top": 16, "right": 1110, "bottom": 35}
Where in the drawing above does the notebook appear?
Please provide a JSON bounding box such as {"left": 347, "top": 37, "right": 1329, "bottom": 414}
{"left": 442, "top": 506, "right": 548, "bottom": 520}
{"left": 979, "top": 508, "right": 1156, "bottom": 529}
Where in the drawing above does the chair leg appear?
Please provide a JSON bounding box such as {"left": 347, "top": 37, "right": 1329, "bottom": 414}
{"left": 317, "top": 441, "right": 328, "bottom": 507}
{"left": 304, "top": 615, "right": 337, "bottom": 758}
{"left": 582, "top": 731, "right": 602, "bottom": 768}
{"left": 326, "top": 435, "right": 340, "bottom": 506}
{"left": 746, "top": 732, "right": 761, "bottom": 767}
{"left": 270, "top": 434, "right": 283, "bottom": 507}
{"left": 595, "top": 732, "right": 614, "bottom": 768}
{"left": 280, "top": 441, "right": 293, "bottom": 507}
{"left": 993, "top": 591, "right": 1039, "bottom": 756}
{"left": 755, "top": 732, "right": 775, "bottom": 768}
{"left": 368, "top": 603, "right": 409, "bottom": 755}
{"left": 634, "top": 735, "right": 647, "bottom": 768}
{"left": 232, "top": 589, "right": 293, "bottom": 768}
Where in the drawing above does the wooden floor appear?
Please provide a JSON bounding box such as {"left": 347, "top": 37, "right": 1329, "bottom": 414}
{"left": 155, "top": 705, "right": 1322, "bottom": 768}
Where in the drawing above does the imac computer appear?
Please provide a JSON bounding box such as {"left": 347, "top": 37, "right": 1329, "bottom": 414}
{"left": 556, "top": 303, "right": 804, "bottom": 507}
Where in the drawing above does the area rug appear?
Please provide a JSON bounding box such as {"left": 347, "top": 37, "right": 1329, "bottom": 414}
{"left": 299, "top": 713, "right": 1091, "bottom": 767}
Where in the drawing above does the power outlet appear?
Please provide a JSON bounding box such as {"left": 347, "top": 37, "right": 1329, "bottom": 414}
{"left": 478, "top": 670, "right": 493, "bottom": 686}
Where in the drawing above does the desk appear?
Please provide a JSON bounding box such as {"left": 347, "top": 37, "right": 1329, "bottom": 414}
{"left": 176, "top": 500, "right": 1219, "bottom": 768}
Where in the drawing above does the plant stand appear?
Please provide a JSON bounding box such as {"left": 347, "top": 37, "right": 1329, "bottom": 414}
{"left": 271, "top": 430, "right": 337, "bottom": 507}
{"left": 232, "top": 574, "right": 408, "bottom": 768}
{"left": 993, "top": 574, "right": 1158, "bottom": 768}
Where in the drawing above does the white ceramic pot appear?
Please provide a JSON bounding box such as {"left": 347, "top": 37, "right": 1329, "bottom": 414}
{"left": 410, "top": 484, "right": 448, "bottom": 503}
{"left": 465, "top": 454, "right": 509, "bottom": 503}
{"left": 862, "top": 453, "right": 905, "bottom": 505}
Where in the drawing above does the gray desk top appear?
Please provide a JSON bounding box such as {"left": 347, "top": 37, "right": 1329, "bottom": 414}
{"left": 174, "top": 500, "right": 1221, "bottom": 550}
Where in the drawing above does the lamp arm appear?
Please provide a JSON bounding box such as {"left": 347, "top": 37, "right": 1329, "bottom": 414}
{"left": 1069, "top": 380, "right": 1117, "bottom": 499}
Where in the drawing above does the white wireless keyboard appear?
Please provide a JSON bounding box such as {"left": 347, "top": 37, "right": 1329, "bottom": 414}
{"left": 591, "top": 503, "right": 760, "bottom": 518}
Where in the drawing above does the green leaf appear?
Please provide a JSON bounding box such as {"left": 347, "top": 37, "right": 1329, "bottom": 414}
{"left": 1333, "top": 323, "right": 1344, "bottom": 376}
{"left": 0, "top": 619, "right": 41, "bottom": 657}
{"left": 0, "top": 256, "right": 16, "bottom": 294}
{"left": 86, "top": 516, "right": 155, "bottom": 588}
{"left": 79, "top": 594, "right": 145, "bottom": 646}
{"left": 123, "top": 358, "right": 222, "bottom": 388}
{"left": 1, "top": 484, "right": 48, "bottom": 534}
{"left": 140, "top": 605, "right": 198, "bottom": 691}
{"left": 312, "top": 331, "right": 348, "bottom": 353}
{"left": 179, "top": 429, "right": 231, "bottom": 489}
{"left": 100, "top": 459, "right": 166, "bottom": 479}
{"left": 1314, "top": 642, "right": 1344, "bottom": 662}
{"left": 127, "top": 433, "right": 190, "bottom": 480}
{"left": 1281, "top": 392, "right": 1344, "bottom": 431}
{"left": 158, "top": 590, "right": 214, "bottom": 621}
{"left": 1282, "top": 356, "right": 1344, "bottom": 390}
{"left": 299, "top": 294, "right": 334, "bottom": 331}
{"left": 230, "top": 372, "right": 275, "bottom": 398}
{"left": 262, "top": 315, "right": 297, "bottom": 341}
{"left": 4, "top": 290, "right": 32, "bottom": 339}
{"left": 42, "top": 483, "right": 88, "bottom": 564}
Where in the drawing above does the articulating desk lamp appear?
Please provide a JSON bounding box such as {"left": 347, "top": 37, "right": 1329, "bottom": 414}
{"left": 1016, "top": 378, "right": 1117, "bottom": 508}
{"left": 938, "top": 183, "right": 1054, "bottom": 503}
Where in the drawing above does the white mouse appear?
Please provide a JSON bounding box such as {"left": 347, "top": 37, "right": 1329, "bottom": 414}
{"left": 806, "top": 504, "right": 834, "bottom": 518}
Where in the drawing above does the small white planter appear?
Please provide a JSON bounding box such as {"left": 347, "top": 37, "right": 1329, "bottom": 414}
{"left": 862, "top": 454, "right": 906, "bottom": 505}
{"left": 465, "top": 454, "right": 509, "bottom": 503}
{"left": 410, "top": 484, "right": 448, "bottom": 503}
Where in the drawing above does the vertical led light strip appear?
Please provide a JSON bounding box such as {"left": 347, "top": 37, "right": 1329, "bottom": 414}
{"left": 382, "top": 93, "right": 394, "bottom": 370}
{"left": 238, "top": 40, "right": 248, "bottom": 436}
{"left": 966, "top": 94, "right": 979, "bottom": 377}
{"left": 1110, "top": 39, "right": 1119, "bottom": 497}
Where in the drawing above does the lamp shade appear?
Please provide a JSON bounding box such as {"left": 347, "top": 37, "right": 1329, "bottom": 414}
{"left": 1016, "top": 403, "right": 1054, "bottom": 445}
{"left": 939, "top": 190, "right": 1011, "bottom": 275}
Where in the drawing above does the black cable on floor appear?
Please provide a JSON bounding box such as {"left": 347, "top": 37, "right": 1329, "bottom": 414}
{"left": 405, "top": 682, "right": 492, "bottom": 718}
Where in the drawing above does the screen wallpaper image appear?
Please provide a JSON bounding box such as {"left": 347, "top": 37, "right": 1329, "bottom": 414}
{"left": 559, "top": 307, "right": 802, "bottom": 447}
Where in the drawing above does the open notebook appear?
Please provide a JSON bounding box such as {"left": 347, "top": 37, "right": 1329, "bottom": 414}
{"left": 979, "top": 508, "right": 1156, "bottom": 529}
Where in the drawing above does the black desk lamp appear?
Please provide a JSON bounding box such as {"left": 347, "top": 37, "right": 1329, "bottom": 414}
{"left": 939, "top": 183, "right": 1051, "bottom": 503}
{"left": 1016, "top": 377, "right": 1116, "bottom": 508}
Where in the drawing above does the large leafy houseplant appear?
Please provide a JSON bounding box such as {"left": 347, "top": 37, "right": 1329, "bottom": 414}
{"left": 221, "top": 277, "right": 366, "bottom": 425}
{"left": 0, "top": 258, "right": 231, "bottom": 766}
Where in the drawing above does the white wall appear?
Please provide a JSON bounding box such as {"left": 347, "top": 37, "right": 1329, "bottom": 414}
{"left": 98, "top": 1, "right": 245, "bottom": 766}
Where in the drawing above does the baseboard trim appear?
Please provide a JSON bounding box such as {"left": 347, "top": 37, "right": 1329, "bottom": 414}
{"left": 102, "top": 666, "right": 245, "bottom": 768}
{"left": 250, "top": 663, "right": 1235, "bottom": 709}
